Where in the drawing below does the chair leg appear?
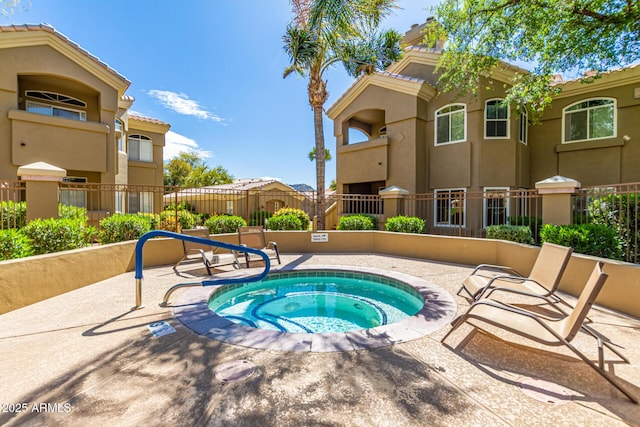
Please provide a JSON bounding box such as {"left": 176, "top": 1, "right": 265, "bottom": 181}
{"left": 561, "top": 337, "right": 638, "bottom": 404}
{"left": 440, "top": 313, "right": 469, "bottom": 343}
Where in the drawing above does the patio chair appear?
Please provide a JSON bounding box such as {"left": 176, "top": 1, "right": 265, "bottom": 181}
{"left": 442, "top": 262, "right": 637, "bottom": 403}
{"left": 237, "top": 225, "right": 281, "bottom": 268}
{"left": 173, "top": 228, "right": 240, "bottom": 275}
{"left": 459, "top": 242, "right": 574, "bottom": 310}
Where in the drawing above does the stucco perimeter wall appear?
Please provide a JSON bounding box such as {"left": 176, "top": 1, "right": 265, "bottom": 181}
{"left": 1, "top": 231, "right": 639, "bottom": 318}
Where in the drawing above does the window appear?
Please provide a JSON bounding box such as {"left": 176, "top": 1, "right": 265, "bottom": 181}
{"left": 435, "top": 104, "right": 466, "bottom": 145}
{"left": 25, "top": 91, "right": 87, "bottom": 121}
{"left": 115, "top": 191, "right": 125, "bottom": 214}
{"left": 128, "top": 192, "right": 153, "bottom": 213}
{"left": 26, "top": 101, "right": 86, "bottom": 121}
{"left": 60, "top": 177, "right": 87, "bottom": 208}
{"left": 484, "top": 188, "right": 509, "bottom": 228}
{"left": 25, "top": 90, "right": 86, "bottom": 107}
{"left": 115, "top": 119, "right": 125, "bottom": 152}
{"left": 225, "top": 200, "right": 234, "bottom": 215}
{"left": 434, "top": 189, "right": 465, "bottom": 227}
{"left": 128, "top": 135, "right": 153, "bottom": 161}
{"left": 485, "top": 99, "right": 509, "bottom": 138}
{"left": 563, "top": 98, "right": 615, "bottom": 143}
{"left": 519, "top": 110, "right": 528, "bottom": 144}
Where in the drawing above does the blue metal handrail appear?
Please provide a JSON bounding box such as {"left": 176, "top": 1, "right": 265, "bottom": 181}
{"left": 133, "top": 230, "right": 271, "bottom": 309}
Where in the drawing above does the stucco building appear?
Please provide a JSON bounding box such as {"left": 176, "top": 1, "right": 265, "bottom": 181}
{"left": 0, "top": 24, "right": 169, "bottom": 215}
{"left": 327, "top": 21, "right": 640, "bottom": 233}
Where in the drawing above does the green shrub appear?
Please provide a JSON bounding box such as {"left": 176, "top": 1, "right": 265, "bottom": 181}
{"left": 540, "top": 223, "right": 624, "bottom": 260}
{"left": 588, "top": 193, "right": 639, "bottom": 262}
{"left": 486, "top": 224, "right": 534, "bottom": 244}
{"left": 0, "top": 229, "right": 33, "bottom": 260}
{"left": 98, "top": 214, "right": 151, "bottom": 244}
{"left": 266, "top": 214, "right": 303, "bottom": 230}
{"left": 272, "top": 207, "right": 310, "bottom": 230}
{"left": 508, "top": 216, "right": 542, "bottom": 241}
{"left": 159, "top": 209, "right": 196, "bottom": 232}
{"left": 385, "top": 216, "right": 425, "bottom": 234}
{"left": 249, "top": 210, "right": 272, "bottom": 226}
{"left": 22, "top": 217, "right": 96, "bottom": 254}
{"left": 137, "top": 212, "right": 161, "bottom": 230}
{"left": 205, "top": 215, "right": 247, "bottom": 234}
{"left": 337, "top": 214, "right": 376, "bottom": 230}
{"left": 58, "top": 204, "right": 88, "bottom": 222}
{"left": 1, "top": 201, "right": 27, "bottom": 229}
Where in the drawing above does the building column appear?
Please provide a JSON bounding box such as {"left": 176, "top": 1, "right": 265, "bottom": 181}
{"left": 535, "top": 175, "right": 581, "bottom": 226}
{"left": 379, "top": 186, "right": 410, "bottom": 222}
{"left": 17, "top": 162, "right": 67, "bottom": 222}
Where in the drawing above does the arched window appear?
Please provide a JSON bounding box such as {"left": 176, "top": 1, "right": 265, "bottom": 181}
{"left": 128, "top": 134, "right": 153, "bottom": 162}
{"left": 563, "top": 98, "right": 616, "bottom": 143}
{"left": 435, "top": 104, "right": 466, "bottom": 145}
{"left": 485, "top": 99, "right": 509, "bottom": 138}
{"left": 25, "top": 90, "right": 86, "bottom": 121}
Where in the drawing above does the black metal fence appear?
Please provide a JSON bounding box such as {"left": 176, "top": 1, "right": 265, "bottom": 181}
{"left": 572, "top": 182, "right": 639, "bottom": 263}
{"left": 2, "top": 178, "right": 638, "bottom": 263}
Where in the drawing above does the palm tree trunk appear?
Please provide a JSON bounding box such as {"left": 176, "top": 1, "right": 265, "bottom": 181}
{"left": 313, "top": 105, "right": 326, "bottom": 230}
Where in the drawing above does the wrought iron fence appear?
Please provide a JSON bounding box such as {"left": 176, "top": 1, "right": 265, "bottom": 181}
{"left": 400, "top": 189, "right": 541, "bottom": 239}
{"left": 572, "top": 182, "right": 640, "bottom": 263}
{"left": 0, "top": 180, "right": 26, "bottom": 230}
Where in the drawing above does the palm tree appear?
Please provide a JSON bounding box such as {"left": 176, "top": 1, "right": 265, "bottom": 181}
{"left": 283, "top": 0, "right": 402, "bottom": 230}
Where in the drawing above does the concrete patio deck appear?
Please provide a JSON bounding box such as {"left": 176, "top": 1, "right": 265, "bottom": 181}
{"left": 0, "top": 253, "right": 639, "bottom": 426}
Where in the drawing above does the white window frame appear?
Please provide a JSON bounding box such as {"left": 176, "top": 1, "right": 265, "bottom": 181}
{"left": 115, "top": 119, "right": 125, "bottom": 152}
{"left": 562, "top": 98, "right": 616, "bottom": 144}
{"left": 60, "top": 177, "right": 88, "bottom": 208}
{"left": 26, "top": 100, "right": 86, "bottom": 121}
{"left": 519, "top": 110, "right": 528, "bottom": 145}
{"left": 484, "top": 99, "right": 509, "bottom": 139}
{"left": 25, "top": 90, "right": 86, "bottom": 108}
{"left": 115, "top": 191, "right": 125, "bottom": 214}
{"left": 435, "top": 104, "right": 466, "bottom": 145}
{"left": 434, "top": 188, "right": 466, "bottom": 227}
{"left": 128, "top": 134, "right": 153, "bottom": 162}
{"left": 483, "top": 187, "right": 510, "bottom": 229}
{"left": 128, "top": 191, "right": 154, "bottom": 214}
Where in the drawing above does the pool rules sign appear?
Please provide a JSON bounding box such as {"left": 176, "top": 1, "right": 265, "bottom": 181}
{"left": 311, "top": 233, "right": 329, "bottom": 242}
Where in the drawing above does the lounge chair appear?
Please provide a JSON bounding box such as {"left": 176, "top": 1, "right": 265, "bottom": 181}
{"left": 237, "top": 225, "right": 281, "bottom": 268}
{"left": 459, "top": 242, "right": 573, "bottom": 310}
{"left": 442, "top": 262, "right": 637, "bottom": 403}
{"left": 173, "top": 228, "right": 240, "bottom": 275}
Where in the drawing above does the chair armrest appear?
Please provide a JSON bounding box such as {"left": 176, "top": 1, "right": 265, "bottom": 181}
{"left": 470, "top": 264, "right": 521, "bottom": 277}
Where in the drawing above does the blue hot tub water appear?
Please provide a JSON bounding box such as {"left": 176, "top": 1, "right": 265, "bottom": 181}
{"left": 208, "top": 271, "right": 425, "bottom": 334}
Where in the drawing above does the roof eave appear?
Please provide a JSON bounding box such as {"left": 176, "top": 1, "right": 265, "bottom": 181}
{"left": 327, "top": 73, "right": 436, "bottom": 119}
{"left": 0, "top": 25, "right": 130, "bottom": 95}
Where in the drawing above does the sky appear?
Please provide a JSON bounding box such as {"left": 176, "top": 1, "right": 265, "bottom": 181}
{"left": 3, "top": 0, "right": 440, "bottom": 188}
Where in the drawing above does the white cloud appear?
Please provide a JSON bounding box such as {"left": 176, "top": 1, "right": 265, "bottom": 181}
{"left": 164, "top": 130, "right": 213, "bottom": 160}
{"left": 147, "top": 90, "right": 224, "bottom": 122}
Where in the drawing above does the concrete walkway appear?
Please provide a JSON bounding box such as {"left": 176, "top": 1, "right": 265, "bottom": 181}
{"left": 0, "top": 254, "right": 639, "bottom": 426}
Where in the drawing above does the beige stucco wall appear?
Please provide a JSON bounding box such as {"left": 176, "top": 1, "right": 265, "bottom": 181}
{"left": 0, "top": 44, "right": 121, "bottom": 181}
{"left": 2, "top": 232, "right": 639, "bottom": 319}
{"left": 529, "top": 82, "right": 640, "bottom": 186}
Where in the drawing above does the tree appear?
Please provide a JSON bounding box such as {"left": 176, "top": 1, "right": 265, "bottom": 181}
{"left": 283, "top": 0, "right": 403, "bottom": 230}
{"left": 426, "top": 0, "right": 640, "bottom": 117}
{"left": 308, "top": 147, "right": 332, "bottom": 162}
{"left": 164, "top": 151, "right": 233, "bottom": 187}
{"left": 1, "top": 0, "right": 22, "bottom": 16}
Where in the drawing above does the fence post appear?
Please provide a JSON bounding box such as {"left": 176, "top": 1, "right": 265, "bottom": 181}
{"left": 17, "top": 162, "right": 66, "bottom": 222}
{"left": 379, "top": 186, "right": 409, "bottom": 226}
{"left": 535, "top": 175, "right": 581, "bottom": 226}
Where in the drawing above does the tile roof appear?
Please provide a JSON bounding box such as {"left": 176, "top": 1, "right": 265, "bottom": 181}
{"left": 128, "top": 114, "right": 169, "bottom": 126}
